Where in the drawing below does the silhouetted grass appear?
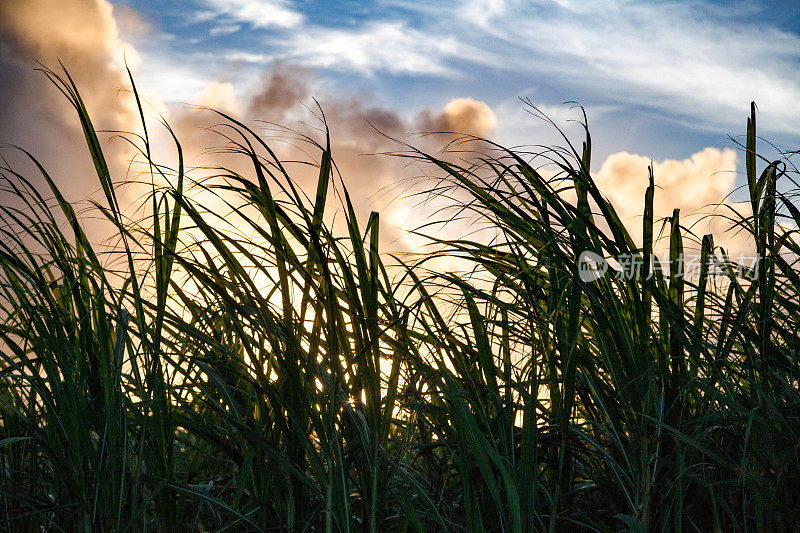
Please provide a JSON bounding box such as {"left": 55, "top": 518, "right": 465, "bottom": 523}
{"left": 1, "top": 67, "right": 799, "bottom": 532}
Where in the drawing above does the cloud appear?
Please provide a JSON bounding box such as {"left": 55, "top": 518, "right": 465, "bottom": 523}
{"left": 209, "top": 24, "right": 242, "bottom": 36}
{"left": 166, "top": 61, "right": 500, "bottom": 252}
{"left": 0, "top": 0, "right": 139, "bottom": 204}
{"left": 284, "top": 21, "right": 478, "bottom": 76}
{"left": 457, "top": 0, "right": 800, "bottom": 136}
{"left": 461, "top": 0, "right": 508, "bottom": 27}
{"left": 246, "top": 61, "right": 313, "bottom": 121}
{"left": 594, "top": 147, "right": 750, "bottom": 253}
{"left": 597, "top": 147, "right": 738, "bottom": 222}
{"left": 104, "top": 0, "right": 800, "bottom": 168}
{"left": 417, "top": 97, "right": 497, "bottom": 139}
{"left": 224, "top": 52, "right": 273, "bottom": 64}
{"left": 113, "top": 4, "right": 152, "bottom": 42}
{"left": 0, "top": 0, "right": 774, "bottom": 273}
{"left": 203, "top": 0, "right": 303, "bottom": 29}
{"left": 170, "top": 65, "right": 750, "bottom": 259}
{"left": 194, "top": 81, "right": 240, "bottom": 114}
{"left": 130, "top": 52, "right": 217, "bottom": 107}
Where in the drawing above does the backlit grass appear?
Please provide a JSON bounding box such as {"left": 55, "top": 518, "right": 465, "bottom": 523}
{"left": 1, "top": 67, "right": 799, "bottom": 532}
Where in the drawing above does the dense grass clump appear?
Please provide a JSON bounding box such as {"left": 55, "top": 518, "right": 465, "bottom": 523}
{"left": 1, "top": 68, "right": 799, "bottom": 532}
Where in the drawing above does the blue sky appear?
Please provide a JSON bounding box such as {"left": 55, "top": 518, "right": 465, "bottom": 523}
{"left": 112, "top": 0, "right": 800, "bottom": 176}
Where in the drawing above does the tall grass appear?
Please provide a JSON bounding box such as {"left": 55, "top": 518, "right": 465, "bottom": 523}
{"left": 0, "top": 68, "right": 799, "bottom": 531}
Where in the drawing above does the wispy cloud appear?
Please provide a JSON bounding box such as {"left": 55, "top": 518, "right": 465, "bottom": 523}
{"left": 209, "top": 24, "right": 242, "bottom": 36}
{"left": 203, "top": 0, "right": 303, "bottom": 29}
{"left": 454, "top": 0, "right": 800, "bottom": 135}
{"left": 284, "top": 21, "right": 483, "bottom": 76}
{"left": 461, "top": 0, "right": 508, "bottom": 27}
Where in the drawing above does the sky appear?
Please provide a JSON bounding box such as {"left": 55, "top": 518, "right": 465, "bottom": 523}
{"left": 113, "top": 0, "right": 800, "bottom": 158}
{"left": 1, "top": 0, "right": 799, "bottom": 252}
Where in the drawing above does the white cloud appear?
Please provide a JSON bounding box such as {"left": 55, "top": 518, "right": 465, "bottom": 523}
{"left": 461, "top": 0, "right": 507, "bottom": 27}
{"left": 224, "top": 51, "right": 273, "bottom": 64}
{"left": 210, "top": 24, "right": 242, "bottom": 36}
{"left": 204, "top": 0, "right": 303, "bottom": 29}
{"left": 130, "top": 54, "right": 213, "bottom": 106}
{"left": 461, "top": 0, "right": 800, "bottom": 135}
{"left": 285, "top": 21, "right": 485, "bottom": 76}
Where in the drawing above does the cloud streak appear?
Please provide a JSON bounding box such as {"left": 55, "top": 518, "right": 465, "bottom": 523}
{"left": 284, "top": 21, "right": 474, "bottom": 76}
{"left": 203, "top": 0, "right": 303, "bottom": 29}
{"left": 458, "top": 0, "right": 800, "bottom": 135}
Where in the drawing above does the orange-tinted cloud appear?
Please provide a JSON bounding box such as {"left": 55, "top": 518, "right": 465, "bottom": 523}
{"left": 166, "top": 63, "right": 500, "bottom": 251}
{"left": 417, "top": 97, "right": 497, "bottom": 139}
{"left": 595, "top": 147, "right": 753, "bottom": 254}
{"left": 112, "top": 4, "right": 152, "bottom": 43}
{"left": 247, "top": 61, "right": 313, "bottom": 121}
{"left": 0, "top": 0, "right": 137, "bottom": 205}
{"left": 597, "top": 148, "right": 737, "bottom": 221}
